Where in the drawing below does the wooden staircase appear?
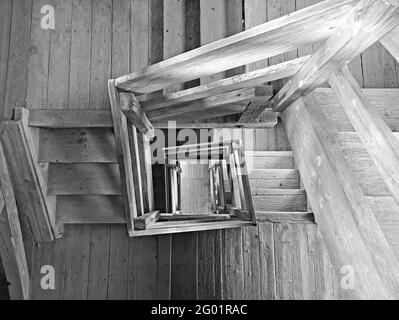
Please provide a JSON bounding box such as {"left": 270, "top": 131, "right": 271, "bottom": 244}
{"left": 37, "top": 126, "right": 125, "bottom": 227}
{"left": 246, "top": 151, "right": 310, "bottom": 219}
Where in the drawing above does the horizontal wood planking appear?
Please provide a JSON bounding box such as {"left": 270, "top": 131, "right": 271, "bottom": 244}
{"left": 47, "top": 163, "right": 121, "bottom": 195}
{"left": 115, "top": 0, "right": 359, "bottom": 93}
{"left": 38, "top": 128, "right": 117, "bottom": 163}
{"left": 245, "top": 151, "right": 294, "bottom": 169}
{"left": 56, "top": 195, "right": 125, "bottom": 224}
{"left": 249, "top": 169, "right": 300, "bottom": 189}
{"left": 253, "top": 189, "right": 308, "bottom": 212}
{"left": 256, "top": 212, "right": 315, "bottom": 224}
{"left": 29, "top": 110, "right": 113, "bottom": 128}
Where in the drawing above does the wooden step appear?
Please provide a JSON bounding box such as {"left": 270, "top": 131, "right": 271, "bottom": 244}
{"left": 248, "top": 169, "right": 300, "bottom": 189}
{"left": 47, "top": 163, "right": 121, "bottom": 195}
{"left": 56, "top": 195, "right": 125, "bottom": 224}
{"left": 245, "top": 151, "right": 294, "bottom": 169}
{"left": 255, "top": 211, "right": 314, "bottom": 224}
{"left": 252, "top": 189, "right": 307, "bottom": 212}
{"left": 38, "top": 128, "right": 117, "bottom": 163}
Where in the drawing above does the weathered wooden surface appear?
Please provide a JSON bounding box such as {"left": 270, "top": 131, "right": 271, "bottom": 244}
{"left": 4, "top": 0, "right": 399, "bottom": 300}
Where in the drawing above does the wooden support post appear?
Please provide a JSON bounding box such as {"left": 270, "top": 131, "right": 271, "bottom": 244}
{"left": 0, "top": 109, "right": 55, "bottom": 241}
{"left": 281, "top": 94, "right": 399, "bottom": 299}
{"left": 329, "top": 66, "right": 399, "bottom": 207}
{"left": 108, "top": 79, "right": 137, "bottom": 234}
{"left": 119, "top": 92, "right": 154, "bottom": 139}
{"left": 0, "top": 143, "right": 30, "bottom": 300}
{"left": 272, "top": 0, "right": 399, "bottom": 112}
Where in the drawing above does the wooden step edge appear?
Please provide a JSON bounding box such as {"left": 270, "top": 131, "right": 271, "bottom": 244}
{"left": 255, "top": 211, "right": 315, "bottom": 224}
{"left": 245, "top": 151, "right": 293, "bottom": 157}
{"left": 252, "top": 189, "right": 306, "bottom": 196}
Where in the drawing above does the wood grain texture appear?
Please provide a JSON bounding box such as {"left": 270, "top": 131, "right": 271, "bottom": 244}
{"left": 282, "top": 96, "right": 399, "bottom": 299}
{"left": 116, "top": 0, "right": 359, "bottom": 93}
{"left": 0, "top": 143, "right": 30, "bottom": 300}
{"left": 272, "top": 0, "right": 399, "bottom": 112}
{"left": 329, "top": 67, "right": 399, "bottom": 207}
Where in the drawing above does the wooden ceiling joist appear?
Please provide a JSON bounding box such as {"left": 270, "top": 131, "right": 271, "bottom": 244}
{"left": 147, "top": 86, "right": 273, "bottom": 122}
{"left": 329, "top": 66, "right": 399, "bottom": 208}
{"left": 139, "top": 56, "right": 309, "bottom": 111}
{"left": 272, "top": 0, "right": 399, "bottom": 112}
{"left": 115, "top": 0, "right": 359, "bottom": 94}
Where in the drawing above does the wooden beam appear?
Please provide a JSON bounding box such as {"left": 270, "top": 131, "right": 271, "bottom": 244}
{"left": 0, "top": 143, "right": 30, "bottom": 300}
{"left": 119, "top": 92, "right": 154, "bottom": 139}
{"left": 107, "top": 79, "right": 137, "bottom": 233}
{"left": 0, "top": 113, "right": 55, "bottom": 241}
{"left": 329, "top": 66, "right": 399, "bottom": 208}
{"left": 134, "top": 210, "right": 160, "bottom": 230}
{"left": 115, "top": 0, "right": 359, "bottom": 93}
{"left": 380, "top": 25, "right": 399, "bottom": 62}
{"left": 281, "top": 94, "right": 399, "bottom": 299}
{"left": 272, "top": 0, "right": 399, "bottom": 112}
{"left": 152, "top": 121, "right": 278, "bottom": 129}
{"left": 140, "top": 56, "right": 308, "bottom": 111}
{"left": 238, "top": 86, "right": 274, "bottom": 123}
{"left": 147, "top": 87, "right": 272, "bottom": 121}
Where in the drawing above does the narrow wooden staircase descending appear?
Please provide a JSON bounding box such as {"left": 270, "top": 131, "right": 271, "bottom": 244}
{"left": 246, "top": 151, "right": 312, "bottom": 223}
{"left": 38, "top": 126, "right": 125, "bottom": 227}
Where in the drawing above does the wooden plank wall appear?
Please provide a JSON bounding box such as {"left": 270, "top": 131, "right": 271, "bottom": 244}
{"left": 0, "top": 0, "right": 397, "bottom": 300}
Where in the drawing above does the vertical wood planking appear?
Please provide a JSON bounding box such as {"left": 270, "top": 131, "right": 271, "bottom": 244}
{"left": 107, "top": 0, "right": 131, "bottom": 300}
{"left": 27, "top": 0, "right": 52, "bottom": 110}
{"left": 69, "top": 0, "right": 92, "bottom": 109}
{"left": 87, "top": 0, "right": 113, "bottom": 299}
{"left": 47, "top": 0, "right": 73, "bottom": 110}
{"left": 3, "top": 0, "right": 32, "bottom": 119}
{"left": 0, "top": 0, "right": 13, "bottom": 120}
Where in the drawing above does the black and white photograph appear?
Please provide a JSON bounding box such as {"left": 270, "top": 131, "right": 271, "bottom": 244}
{"left": 1, "top": 0, "right": 399, "bottom": 307}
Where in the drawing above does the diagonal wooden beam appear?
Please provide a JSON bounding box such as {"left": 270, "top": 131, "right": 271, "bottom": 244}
{"left": 140, "top": 56, "right": 308, "bottom": 111}
{"left": 115, "top": 0, "right": 359, "bottom": 93}
{"left": 108, "top": 79, "right": 137, "bottom": 234}
{"left": 272, "top": 0, "right": 399, "bottom": 112}
{"left": 0, "top": 111, "right": 56, "bottom": 241}
{"left": 282, "top": 94, "right": 399, "bottom": 299}
{"left": 147, "top": 86, "right": 272, "bottom": 122}
{"left": 0, "top": 143, "right": 30, "bottom": 300}
{"left": 329, "top": 66, "right": 399, "bottom": 207}
{"left": 119, "top": 92, "right": 154, "bottom": 139}
{"left": 380, "top": 25, "right": 399, "bottom": 62}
